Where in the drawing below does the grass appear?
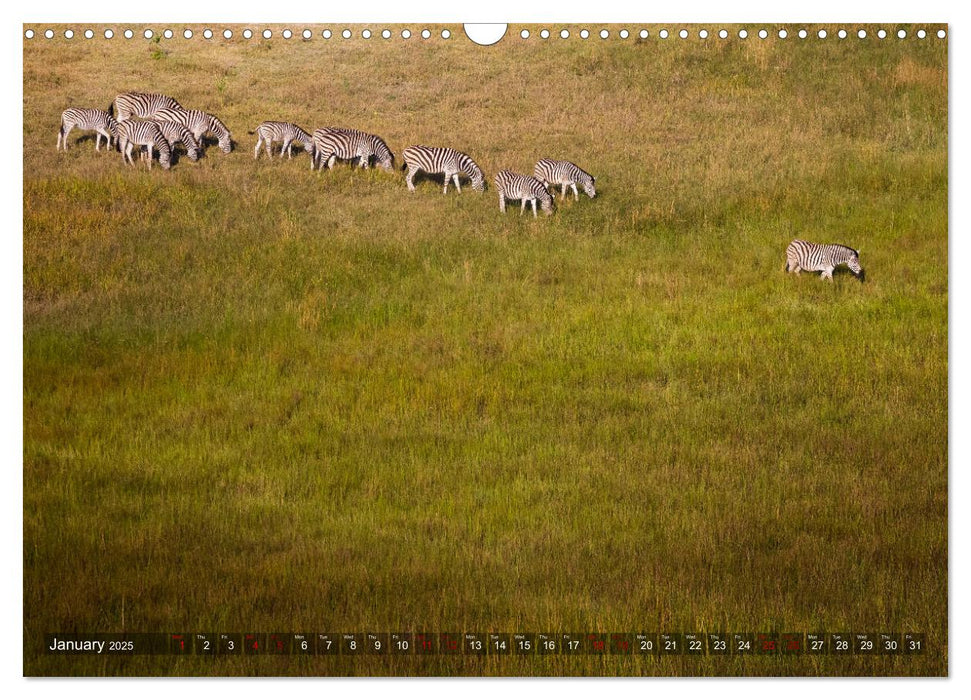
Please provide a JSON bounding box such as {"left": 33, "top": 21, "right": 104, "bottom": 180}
{"left": 23, "top": 24, "right": 947, "bottom": 676}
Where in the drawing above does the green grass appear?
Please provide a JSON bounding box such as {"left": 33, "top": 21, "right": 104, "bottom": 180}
{"left": 23, "top": 24, "right": 947, "bottom": 676}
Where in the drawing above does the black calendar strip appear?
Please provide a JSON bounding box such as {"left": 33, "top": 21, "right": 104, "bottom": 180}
{"left": 44, "top": 632, "right": 925, "bottom": 656}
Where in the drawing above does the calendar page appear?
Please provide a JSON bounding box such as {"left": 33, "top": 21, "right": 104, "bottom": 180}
{"left": 22, "top": 21, "right": 948, "bottom": 677}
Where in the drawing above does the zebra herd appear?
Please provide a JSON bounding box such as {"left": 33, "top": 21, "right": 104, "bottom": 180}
{"left": 56, "top": 92, "right": 865, "bottom": 280}
{"left": 56, "top": 91, "right": 596, "bottom": 218}
{"left": 57, "top": 92, "right": 233, "bottom": 170}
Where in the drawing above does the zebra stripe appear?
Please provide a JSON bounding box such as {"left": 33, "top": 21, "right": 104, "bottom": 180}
{"left": 401, "top": 145, "right": 485, "bottom": 194}
{"left": 110, "top": 92, "right": 183, "bottom": 122}
{"left": 145, "top": 120, "right": 202, "bottom": 161}
{"left": 494, "top": 170, "right": 554, "bottom": 217}
{"left": 785, "top": 239, "right": 865, "bottom": 282}
{"left": 152, "top": 108, "right": 233, "bottom": 154}
{"left": 534, "top": 159, "right": 596, "bottom": 200}
{"left": 250, "top": 121, "right": 315, "bottom": 160}
{"left": 116, "top": 121, "right": 172, "bottom": 170}
{"left": 57, "top": 108, "right": 118, "bottom": 152}
{"left": 311, "top": 127, "right": 395, "bottom": 172}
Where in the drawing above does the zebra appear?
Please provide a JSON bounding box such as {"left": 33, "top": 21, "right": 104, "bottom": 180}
{"left": 785, "top": 239, "right": 865, "bottom": 282}
{"left": 152, "top": 108, "right": 233, "bottom": 154}
{"left": 401, "top": 145, "right": 486, "bottom": 194}
{"left": 110, "top": 92, "right": 183, "bottom": 122}
{"left": 249, "top": 121, "right": 315, "bottom": 160}
{"left": 311, "top": 127, "right": 394, "bottom": 172}
{"left": 494, "top": 170, "right": 554, "bottom": 217}
{"left": 534, "top": 159, "right": 596, "bottom": 200}
{"left": 145, "top": 120, "right": 202, "bottom": 161}
{"left": 56, "top": 108, "right": 118, "bottom": 152}
{"left": 116, "top": 120, "right": 172, "bottom": 170}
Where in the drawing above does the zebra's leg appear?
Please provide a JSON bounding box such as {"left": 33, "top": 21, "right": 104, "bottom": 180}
{"left": 454, "top": 174, "right": 462, "bottom": 194}
{"left": 124, "top": 142, "right": 134, "bottom": 166}
{"left": 499, "top": 194, "right": 506, "bottom": 213}
{"left": 95, "top": 132, "right": 102, "bottom": 152}
{"left": 572, "top": 183, "right": 579, "bottom": 201}
{"left": 281, "top": 139, "right": 289, "bottom": 159}
{"left": 562, "top": 183, "right": 568, "bottom": 199}
{"left": 821, "top": 267, "right": 834, "bottom": 281}
{"left": 520, "top": 199, "right": 527, "bottom": 215}
{"left": 406, "top": 167, "right": 417, "bottom": 191}
{"left": 61, "top": 124, "right": 73, "bottom": 150}
{"left": 532, "top": 199, "right": 538, "bottom": 218}
{"left": 265, "top": 138, "right": 273, "bottom": 159}
{"left": 56, "top": 125, "right": 64, "bottom": 151}
{"left": 254, "top": 136, "right": 262, "bottom": 159}
{"left": 327, "top": 155, "right": 337, "bottom": 170}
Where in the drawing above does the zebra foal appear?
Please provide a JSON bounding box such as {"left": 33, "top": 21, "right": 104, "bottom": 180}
{"left": 110, "top": 92, "right": 183, "bottom": 121}
{"left": 116, "top": 120, "right": 172, "bottom": 170}
{"left": 494, "top": 170, "right": 554, "bottom": 217}
{"left": 152, "top": 108, "right": 233, "bottom": 154}
{"left": 534, "top": 159, "right": 596, "bottom": 200}
{"left": 785, "top": 239, "right": 865, "bottom": 282}
{"left": 250, "top": 121, "right": 315, "bottom": 160}
{"left": 401, "top": 145, "right": 485, "bottom": 194}
{"left": 145, "top": 120, "right": 202, "bottom": 161}
{"left": 56, "top": 108, "right": 118, "bottom": 151}
{"left": 311, "top": 127, "right": 395, "bottom": 172}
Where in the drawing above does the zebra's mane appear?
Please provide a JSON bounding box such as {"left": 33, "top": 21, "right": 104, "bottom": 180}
{"left": 831, "top": 243, "right": 859, "bottom": 257}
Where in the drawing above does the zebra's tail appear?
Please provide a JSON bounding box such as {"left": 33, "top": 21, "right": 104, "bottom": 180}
{"left": 247, "top": 130, "right": 256, "bottom": 135}
{"left": 107, "top": 101, "right": 114, "bottom": 118}
{"left": 400, "top": 160, "right": 407, "bottom": 171}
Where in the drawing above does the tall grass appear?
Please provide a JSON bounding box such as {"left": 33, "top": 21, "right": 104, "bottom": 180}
{"left": 23, "top": 24, "right": 947, "bottom": 676}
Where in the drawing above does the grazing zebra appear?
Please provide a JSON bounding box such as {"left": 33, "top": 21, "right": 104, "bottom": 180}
{"left": 110, "top": 92, "right": 183, "bottom": 122}
{"left": 152, "top": 108, "right": 233, "bottom": 154}
{"left": 401, "top": 145, "right": 486, "bottom": 194}
{"left": 250, "top": 121, "right": 315, "bottom": 160}
{"left": 56, "top": 108, "right": 118, "bottom": 151}
{"left": 494, "top": 170, "right": 554, "bottom": 217}
{"left": 785, "top": 239, "right": 865, "bottom": 282}
{"left": 311, "top": 127, "right": 394, "bottom": 172}
{"left": 116, "top": 120, "right": 172, "bottom": 170}
{"left": 534, "top": 159, "right": 596, "bottom": 200}
{"left": 145, "top": 120, "right": 202, "bottom": 161}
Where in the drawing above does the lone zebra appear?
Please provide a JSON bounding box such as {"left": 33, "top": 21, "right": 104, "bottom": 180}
{"left": 57, "top": 108, "right": 118, "bottom": 152}
{"left": 152, "top": 108, "right": 233, "bottom": 154}
{"left": 250, "top": 121, "right": 315, "bottom": 160}
{"left": 144, "top": 120, "right": 202, "bottom": 162}
{"left": 401, "top": 145, "right": 485, "bottom": 194}
{"left": 785, "top": 240, "right": 865, "bottom": 282}
{"left": 110, "top": 92, "right": 183, "bottom": 122}
{"left": 534, "top": 159, "right": 596, "bottom": 200}
{"left": 116, "top": 120, "right": 172, "bottom": 170}
{"left": 494, "top": 170, "right": 554, "bottom": 217}
{"left": 312, "top": 127, "right": 395, "bottom": 172}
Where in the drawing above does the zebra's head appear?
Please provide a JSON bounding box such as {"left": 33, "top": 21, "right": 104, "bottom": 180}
{"left": 845, "top": 249, "right": 864, "bottom": 281}
{"left": 540, "top": 192, "right": 554, "bottom": 215}
{"left": 377, "top": 152, "right": 395, "bottom": 172}
{"left": 469, "top": 163, "right": 486, "bottom": 191}
{"left": 218, "top": 135, "right": 233, "bottom": 154}
{"left": 187, "top": 145, "right": 201, "bottom": 162}
{"left": 582, "top": 175, "right": 596, "bottom": 199}
{"left": 158, "top": 148, "right": 172, "bottom": 170}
